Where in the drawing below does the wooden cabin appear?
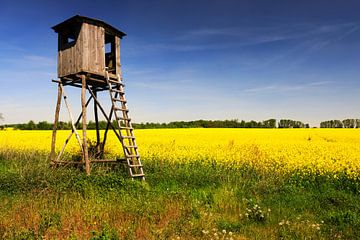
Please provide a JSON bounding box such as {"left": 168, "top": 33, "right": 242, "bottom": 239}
{"left": 52, "top": 15, "right": 126, "bottom": 82}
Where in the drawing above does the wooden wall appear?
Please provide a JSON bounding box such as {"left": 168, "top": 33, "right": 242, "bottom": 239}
{"left": 115, "top": 36, "right": 121, "bottom": 76}
{"left": 58, "top": 23, "right": 107, "bottom": 78}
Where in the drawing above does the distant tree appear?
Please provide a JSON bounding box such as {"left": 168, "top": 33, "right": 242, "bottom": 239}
{"left": 262, "top": 119, "right": 277, "bottom": 128}
{"left": 0, "top": 113, "right": 3, "bottom": 130}
{"left": 27, "top": 120, "right": 36, "bottom": 130}
{"left": 38, "top": 121, "right": 52, "bottom": 130}
{"left": 356, "top": 119, "right": 360, "bottom": 128}
{"left": 278, "top": 119, "right": 306, "bottom": 128}
{"left": 342, "top": 119, "right": 355, "bottom": 128}
{"left": 320, "top": 120, "right": 343, "bottom": 128}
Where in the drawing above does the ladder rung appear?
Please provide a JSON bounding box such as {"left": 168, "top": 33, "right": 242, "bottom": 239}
{"left": 131, "top": 173, "right": 145, "bottom": 178}
{"left": 124, "top": 145, "right": 137, "bottom": 148}
{"left": 122, "top": 136, "right": 135, "bottom": 139}
{"left": 110, "top": 89, "right": 124, "bottom": 94}
{"left": 119, "top": 126, "right": 133, "bottom": 130}
{"left": 129, "top": 164, "right": 143, "bottom": 167}
{"left": 112, "top": 98, "right": 127, "bottom": 103}
{"left": 116, "top": 117, "right": 131, "bottom": 121}
{"left": 114, "top": 107, "right": 129, "bottom": 112}
{"left": 126, "top": 154, "right": 140, "bottom": 158}
{"left": 109, "top": 79, "right": 125, "bottom": 85}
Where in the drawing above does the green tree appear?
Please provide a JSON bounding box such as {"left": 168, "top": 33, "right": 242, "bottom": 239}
{"left": 262, "top": 119, "right": 276, "bottom": 128}
{"left": 342, "top": 119, "right": 355, "bottom": 128}
{"left": 27, "top": 120, "right": 37, "bottom": 130}
{"left": 0, "top": 113, "right": 3, "bottom": 130}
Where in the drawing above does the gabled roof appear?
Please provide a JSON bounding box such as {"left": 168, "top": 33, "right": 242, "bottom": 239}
{"left": 52, "top": 15, "right": 126, "bottom": 38}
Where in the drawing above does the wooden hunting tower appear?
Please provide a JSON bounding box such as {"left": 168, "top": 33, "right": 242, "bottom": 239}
{"left": 50, "top": 15, "right": 144, "bottom": 179}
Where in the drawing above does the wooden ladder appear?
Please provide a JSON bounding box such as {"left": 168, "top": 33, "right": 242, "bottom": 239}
{"left": 105, "top": 70, "right": 145, "bottom": 180}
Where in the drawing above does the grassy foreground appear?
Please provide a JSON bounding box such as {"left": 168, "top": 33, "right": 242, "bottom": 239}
{"left": 1, "top": 150, "right": 360, "bottom": 239}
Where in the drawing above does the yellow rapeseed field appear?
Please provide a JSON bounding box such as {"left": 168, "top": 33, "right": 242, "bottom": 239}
{"left": 0, "top": 128, "right": 359, "bottom": 179}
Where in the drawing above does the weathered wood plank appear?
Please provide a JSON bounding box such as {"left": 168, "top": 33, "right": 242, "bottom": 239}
{"left": 94, "top": 90, "right": 101, "bottom": 154}
{"left": 81, "top": 75, "right": 90, "bottom": 175}
{"left": 115, "top": 36, "right": 121, "bottom": 76}
{"left": 59, "top": 83, "right": 83, "bottom": 152}
{"left": 55, "top": 95, "right": 92, "bottom": 162}
{"left": 50, "top": 83, "right": 62, "bottom": 162}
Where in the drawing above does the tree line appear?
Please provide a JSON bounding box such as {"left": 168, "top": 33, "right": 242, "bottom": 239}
{"left": 3, "top": 118, "right": 360, "bottom": 130}
{"left": 1, "top": 118, "right": 314, "bottom": 130}
{"left": 320, "top": 119, "right": 360, "bottom": 128}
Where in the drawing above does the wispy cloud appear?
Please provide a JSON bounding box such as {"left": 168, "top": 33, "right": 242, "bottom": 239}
{"left": 0, "top": 41, "right": 26, "bottom": 52}
{"left": 243, "top": 81, "right": 335, "bottom": 94}
{"left": 23, "top": 55, "right": 56, "bottom": 66}
{"left": 129, "top": 21, "right": 360, "bottom": 54}
{"left": 178, "top": 22, "right": 359, "bottom": 43}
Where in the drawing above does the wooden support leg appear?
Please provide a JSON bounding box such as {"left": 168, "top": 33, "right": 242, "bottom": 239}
{"left": 55, "top": 96, "right": 93, "bottom": 162}
{"left": 93, "top": 89, "right": 101, "bottom": 156}
{"left": 81, "top": 75, "right": 90, "bottom": 175}
{"left": 50, "top": 83, "right": 62, "bottom": 162}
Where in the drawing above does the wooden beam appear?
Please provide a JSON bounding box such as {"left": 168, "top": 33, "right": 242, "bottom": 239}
{"left": 53, "top": 158, "right": 126, "bottom": 165}
{"left": 55, "top": 96, "right": 93, "bottom": 162}
{"left": 93, "top": 89, "right": 101, "bottom": 155}
{"left": 86, "top": 85, "right": 123, "bottom": 142}
{"left": 81, "top": 75, "right": 90, "bottom": 175}
{"left": 50, "top": 83, "right": 62, "bottom": 162}
{"left": 59, "top": 83, "right": 84, "bottom": 153}
{"left": 102, "top": 92, "right": 118, "bottom": 152}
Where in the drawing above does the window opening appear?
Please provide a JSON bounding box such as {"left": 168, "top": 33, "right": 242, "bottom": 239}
{"left": 105, "top": 33, "right": 116, "bottom": 74}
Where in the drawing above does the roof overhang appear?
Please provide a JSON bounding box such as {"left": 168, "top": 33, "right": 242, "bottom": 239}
{"left": 52, "top": 15, "right": 126, "bottom": 38}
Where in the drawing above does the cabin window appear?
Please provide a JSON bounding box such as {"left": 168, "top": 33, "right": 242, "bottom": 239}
{"left": 66, "top": 35, "right": 75, "bottom": 44}
{"left": 105, "top": 33, "right": 116, "bottom": 74}
{"left": 59, "top": 25, "right": 80, "bottom": 50}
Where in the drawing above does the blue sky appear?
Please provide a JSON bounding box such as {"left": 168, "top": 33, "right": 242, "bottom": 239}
{"left": 0, "top": 0, "right": 359, "bottom": 126}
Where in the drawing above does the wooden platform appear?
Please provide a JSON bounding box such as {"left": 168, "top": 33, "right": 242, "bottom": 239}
{"left": 53, "top": 71, "right": 120, "bottom": 90}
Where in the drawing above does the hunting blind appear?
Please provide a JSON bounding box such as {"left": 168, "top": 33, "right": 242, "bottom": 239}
{"left": 50, "top": 15, "right": 144, "bottom": 179}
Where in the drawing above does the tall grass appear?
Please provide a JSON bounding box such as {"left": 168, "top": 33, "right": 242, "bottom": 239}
{"left": 0, "top": 149, "right": 360, "bottom": 239}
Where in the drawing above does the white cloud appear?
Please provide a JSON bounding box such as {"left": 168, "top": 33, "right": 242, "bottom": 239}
{"left": 243, "top": 81, "right": 335, "bottom": 94}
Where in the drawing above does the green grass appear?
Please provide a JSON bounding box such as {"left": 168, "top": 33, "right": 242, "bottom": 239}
{"left": 0, "top": 150, "right": 360, "bottom": 239}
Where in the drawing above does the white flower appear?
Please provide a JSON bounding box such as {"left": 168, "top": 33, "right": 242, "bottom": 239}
{"left": 222, "top": 229, "right": 226, "bottom": 234}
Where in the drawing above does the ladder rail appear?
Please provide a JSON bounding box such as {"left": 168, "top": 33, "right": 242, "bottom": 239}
{"left": 105, "top": 69, "right": 145, "bottom": 180}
